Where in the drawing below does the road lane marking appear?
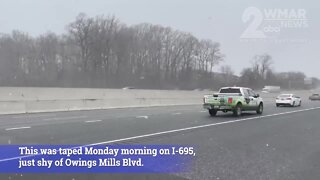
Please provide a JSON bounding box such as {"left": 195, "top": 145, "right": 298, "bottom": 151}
{"left": 5, "top": 126, "right": 31, "bottom": 131}
{"left": 136, "top": 116, "right": 149, "bottom": 119}
{"left": 85, "top": 120, "right": 102, "bottom": 123}
{"left": 172, "top": 112, "right": 182, "bottom": 115}
{"left": 1, "top": 106, "right": 319, "bottom": 163}
{"left": 43, "top": 116, "right": 87, "bottom": 121}
{"left": 200, "top": 110, "right": 207, "bottom": 113}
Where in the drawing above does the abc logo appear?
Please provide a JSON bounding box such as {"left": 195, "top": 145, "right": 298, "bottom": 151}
{"left": 263, "top": 26, "right": 281, "bottom": 33}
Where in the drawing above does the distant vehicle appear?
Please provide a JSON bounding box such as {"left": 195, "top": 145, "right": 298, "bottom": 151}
{"left": 122, "top": 86, "right": 135, "bottom": 90}
{"left": 276, "top": 94, "right": 301, "bottom": 107}
{"left": 309, "top": 93, "right": 320, "bottom": 101}
{"left": 262, "top": 86, "right": 281, "bottom": 93}
{"left": 203, "top": 89, "right": 213, "bottom": 91}
{"left": 193, "top": 88, "right": 203, "bottom": 91}
{"left": 203, "top": 87, "right": 264, "bottom": 117}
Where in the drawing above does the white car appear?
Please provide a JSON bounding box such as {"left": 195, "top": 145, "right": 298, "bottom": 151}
{"left": 276, "top": 94, "right": 302, "bottom": 107}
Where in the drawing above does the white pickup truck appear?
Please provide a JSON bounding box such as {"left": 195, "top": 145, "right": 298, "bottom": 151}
{"left": 203, "top": 87, "right": 264, "bottom": 117}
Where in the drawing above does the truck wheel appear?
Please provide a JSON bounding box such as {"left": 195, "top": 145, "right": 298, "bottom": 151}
{"left": 209, "top": 109, "right": 217, "bottom": 117}
{"left": 256, "top": 103, "right": 263, "bottom": 114}
{"left": 233, "top": 104, "right": 242, "bottom": 117}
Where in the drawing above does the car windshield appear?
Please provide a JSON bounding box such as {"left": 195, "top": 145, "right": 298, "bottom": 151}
{"left": 219, "top": 88, "right": 241, "bottom": 93}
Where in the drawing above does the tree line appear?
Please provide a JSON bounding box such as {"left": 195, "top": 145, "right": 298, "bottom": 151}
{"left": 0, "top": 13, "right": 318, "bottom": 90}
{"left": 237, "top": 54, "right": 319, "bottom": 89}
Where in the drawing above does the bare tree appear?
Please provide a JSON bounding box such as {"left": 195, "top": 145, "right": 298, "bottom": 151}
{"left": 252, "top": 53, "right": 273, "bottom": 80}
{"left": 0, "top": 14, "right": 230, "bottom": 89}
{"left": 219, "top": 65, "right": 235, "bottom": 86}
{"left": 68, "top": 13, "right": 94, "bottom": 72}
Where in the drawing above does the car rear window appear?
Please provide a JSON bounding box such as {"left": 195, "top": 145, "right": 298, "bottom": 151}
{"left": 219, "top": 88, "right": 241, "bottom": 93}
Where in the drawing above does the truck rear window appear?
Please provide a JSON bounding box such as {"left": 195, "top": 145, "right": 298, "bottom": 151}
{"left": 219, "top": 88, "right": 241, "bottom": 93}
{"left": 279, "top": 94, "right": 291, "bottom": 98}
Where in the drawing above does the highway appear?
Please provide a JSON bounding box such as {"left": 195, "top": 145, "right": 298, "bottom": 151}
{"left": 1, "top": 100, "right": 320, "bottom": 180}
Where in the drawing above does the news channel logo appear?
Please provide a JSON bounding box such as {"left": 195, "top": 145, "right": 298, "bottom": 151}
{"left": 240, "top": 7, "right": 309, "bottom": 43}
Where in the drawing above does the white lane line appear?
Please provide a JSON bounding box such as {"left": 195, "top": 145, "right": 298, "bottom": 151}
{"left": 85, "top": 120, "right": 102, "bottom": 123}
{"left": 87, "top": 106, "right": 320, "bottom": 146}
{"left": 43, "top": 116, "right": 87, "bottom": 121}
{"left": 136, "top": 116, "right": 149, "bottom": 119}
{"left": 5, "top": 126, "right": 31, "bottom": 131}
{"left": 200, "top": 110, "right": 207, "bottom": 113}
{"left": 172, "top": 112, "right": 182, "bottom": 115}
{"left": 1, "top": 107, "right": 319, "bottom": 163}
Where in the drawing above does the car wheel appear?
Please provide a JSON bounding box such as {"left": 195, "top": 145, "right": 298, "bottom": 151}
{"left": 209, "top": 109, "right": 217, "bottom": 117}
{"left": 292, "top": 101, "right": 295, "bottom": 107}
{"left": 276, "top": 103, "right": 280, "bottom": 107}
{"left": 256, "top": 103, "right": 263, "bottom": 114}
{"left": 233, "top": 104, "right": 242, "bottom": 117}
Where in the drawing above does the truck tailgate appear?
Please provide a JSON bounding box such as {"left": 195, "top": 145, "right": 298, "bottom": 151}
{"left": 204, "top": 95, "right": 226, "bottom": 105}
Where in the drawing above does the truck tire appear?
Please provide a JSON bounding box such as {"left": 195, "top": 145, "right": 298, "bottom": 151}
{"left": 233, "top": 103, "right": 242, "bottom": 117}
{"left": 209, "top": 109, "right": 217, "bottom": 117}
{"left": 256, "top": 103, "right": 263, "bottom": 114}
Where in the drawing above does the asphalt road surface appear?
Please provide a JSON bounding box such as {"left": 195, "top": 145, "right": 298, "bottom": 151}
{"left": 1, "top": 100, "right": 320, "bottom": 180}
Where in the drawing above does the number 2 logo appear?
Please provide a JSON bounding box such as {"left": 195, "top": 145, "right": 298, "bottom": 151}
{"left": 240, "top": 7, "right": 266, "bottom": 39}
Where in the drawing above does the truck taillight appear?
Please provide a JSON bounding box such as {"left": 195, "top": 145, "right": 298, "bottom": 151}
{"left": 228, "top": 98, "right": 233, "bottom": 104}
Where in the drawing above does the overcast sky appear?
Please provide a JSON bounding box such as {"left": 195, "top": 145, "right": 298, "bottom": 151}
{"left": 0, "top": 0, "right": 319, "bottom": 78}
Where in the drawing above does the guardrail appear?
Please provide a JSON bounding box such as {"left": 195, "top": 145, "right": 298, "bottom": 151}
{"left": 0, "top": 87, "right": 207, "bottom": 114}
{"left": 0, "top": 87, "right": 315, "bottom": 115}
